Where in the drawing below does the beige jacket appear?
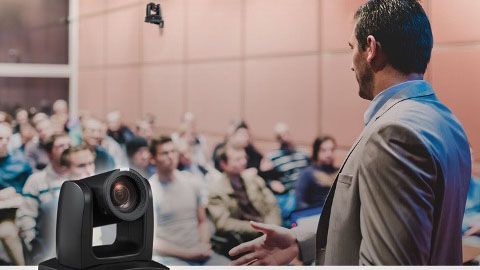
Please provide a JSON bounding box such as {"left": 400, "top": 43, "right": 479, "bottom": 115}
{"left": 207, "top": 170, "right": 281, "bottom": 238}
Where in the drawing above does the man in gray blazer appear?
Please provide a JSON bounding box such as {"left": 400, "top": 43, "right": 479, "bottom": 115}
{"left": 229, "top": 0, "right": 471, "bottom": 265}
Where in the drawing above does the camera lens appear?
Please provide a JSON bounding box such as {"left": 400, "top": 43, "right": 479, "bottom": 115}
{"left": 110, "top": 178, "right": 138, "bottom": 213}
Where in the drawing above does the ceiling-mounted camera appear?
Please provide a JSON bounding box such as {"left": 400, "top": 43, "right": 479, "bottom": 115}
{"left": 145, "top": 2, "right": 164, "bottom": 28}
{"left": 39, "top": 169, "right": 168, "bottom": 270}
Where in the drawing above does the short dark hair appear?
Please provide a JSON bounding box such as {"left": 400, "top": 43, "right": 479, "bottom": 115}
{"left": 44, "top": 133, "right": 70, "bottom": 154}
{"left": 60, "top": 144, "right": 94, "bottom": 167}
{"left": 354, "top": 0, "right": 433, "bottom": 74}
{"left": 312, "top": 135, "right": 336, "bottom": 162}
{"left": 149, "top": 135, "right": 173, "bottom": 156}
{"left": 126, "top": 136, "right": 149, "bottom": 159}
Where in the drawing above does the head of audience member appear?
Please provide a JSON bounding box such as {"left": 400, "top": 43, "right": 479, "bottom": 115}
{"left": 60, "top": 144, "right": 95, "bottom": 180}
{"left": 35, "top": 118, "right": 54, "bottom": 143}
{"left": 135, "top": 120, "right": 154, "bottom": 142}
{"left": 178, "top": 112, "right": 198, "bottom": 143}
{"left": 350, "top": 0, "right": 432, "bottom": 101}
{"left": 51, "top": 114, "right": 68, "bottom": 134}
{"left": 52, "top": 99, "right": 68, "bottom": 116}
{"left": 149, "top": 136, "right": 178, "bottom": 179}
{"left": 228, "top": 121, "right": 251, "bottom": 149}
{"left": 15, "top": 109, "right": 29, "bottom": 127}
{"left": 219, "top": 146, "right": 247, "bottom": 178}
{"left": 176, "top": 139, "right": 193, "bottom": 168}
{"left": 32, "top": 112, "right": 48, "bottom": 127}
{"left": 44, "top": 133, "right": 72, "bottom": 171}
{"left": 106, "top": 110, "right": 122, "bottom": 133}
{"left": 0, "top": 111, "right": 13, "bottom": 124}
{"left": 0, "top": 122, "right": 12, "bottom": 158}
{"left": 20, "top": 124, "right": 36, "bottom": 145}
{"left": 82, "top": 117, "right": 106, "bottom": 149}
{"left": 126, "top": 136, "right": 151, "bottom": 171}
{"left": 274, "top": 122, "right": 292, "bottom": 149}
{"left": 312, "top": 136, "right": 336, "bottom": 167}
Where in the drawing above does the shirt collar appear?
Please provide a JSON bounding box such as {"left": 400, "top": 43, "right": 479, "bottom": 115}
{"left": 363, "top": 80, "right": 425, "bottom": 126}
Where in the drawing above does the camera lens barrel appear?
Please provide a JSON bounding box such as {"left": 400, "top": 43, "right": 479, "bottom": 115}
{"left": 103, "top": 170, "right": 149, "bottom": 221}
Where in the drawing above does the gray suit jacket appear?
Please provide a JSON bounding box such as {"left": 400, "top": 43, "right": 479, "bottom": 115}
{"left": 296, "top": 81, "right": 471, "bottom": 265}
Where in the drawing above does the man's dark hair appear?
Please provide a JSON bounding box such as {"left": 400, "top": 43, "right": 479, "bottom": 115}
{"left": 44, "top": 133, "right": 70, "bottom": 154}
{"left": 312, "top": 135, "right": 336, "bottom": 162}
{"left": 354, "top": 0, "right": 433, "bottom": 74}
{"left": 126, "top": 136, "right": 149, "bottom": 159}
{"left": 60, "top": 144, "right": 93, "bottom": 167}
{"left": 149, "top": 135, "right": 173, "bottom": 156}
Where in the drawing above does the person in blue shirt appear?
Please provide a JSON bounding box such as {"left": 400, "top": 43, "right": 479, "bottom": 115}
{"left": 0, "top": 121, "right": 30, "bottom": 265}
{"left": 0, "top": 122, "right": 32, "bottom": 193}
{"left": 295, "top": 136, "right": 339, "bottom": 210}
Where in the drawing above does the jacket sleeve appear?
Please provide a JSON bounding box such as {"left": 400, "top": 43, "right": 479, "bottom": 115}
{"left": 357, "top": 122, "right": 436, "bottom": 265}
{"left": 207, "top": 191, "right": 258, "bottom": 236}
{"left": 255, "top": 176, "right": 281, "bottom": 226}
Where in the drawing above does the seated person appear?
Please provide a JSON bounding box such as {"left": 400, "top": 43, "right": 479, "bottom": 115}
{"left": 261, "top": 123, "right": 310, "bottom": 225}
{"left": 207, "top": 146, "right": 281, "bottom": 255}
{"left": 18, "top": 133, "right": 71, "bottom": 252}
{"left": 295, "top": 136, "right": 339, "bottom": 209}
{"left": 0, "top": 122, "right": 31, "bottom": 265}
{"left": 148, "top": 136, "right": 229, "bottom": 266}
{"left": 30, "top": 144, "right": 96, "bottom": 264}
{"left": 126, "top": 136, "right": 155, "bottom": 178}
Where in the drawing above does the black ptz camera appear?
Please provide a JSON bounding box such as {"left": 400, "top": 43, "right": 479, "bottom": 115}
{"left": 145, "top": 3, "right": 164, "bottom": 28}
{"left": 39, "top": 169, "right": 168, "bottom": 270}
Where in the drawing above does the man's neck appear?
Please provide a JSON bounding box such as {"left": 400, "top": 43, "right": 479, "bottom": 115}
{"left": 156, "top": 170, "right": 174, "bottom": 183}
{"left": 372, "top": 68, "right": 424, "bottom": 99}
{"left": 51, "top": 161, "right": 68, "bottom": 176}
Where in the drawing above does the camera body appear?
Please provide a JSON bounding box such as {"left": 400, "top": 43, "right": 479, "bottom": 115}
{"left": 39, "top": 169, "right": 168, "bottom": 270}
{"left": 145, "top": 3, "right": 164, "bottom": 28}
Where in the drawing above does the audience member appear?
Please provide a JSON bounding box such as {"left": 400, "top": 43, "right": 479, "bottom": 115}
{"left": 135, "top": 119, "right": 154, "bottom": 144}
{"left": 126, "top": 136, "right": 155, "bottom": 178}
{"left": 149, "top": 136, "right": 229, "bottom": 266}
{"left": 24, "top": 118, "right": 53, "bottom": 171}
{"left": 208, "top": 146, "right": 280, "bottom": 256}
{"left": 0, "top": 122, "right": 32, "bottom": 193}
{"left": 0, "top": 122, "right": 29, "bottom": 265}
{"left": 106, "top": 111, "right": 134, "bottom": 148}
{"left": 172, "top": 112, "right": 209, "bottom": 168}
{"left": 262, "top": 122, "right": 310, "bottom": 225}
{"left": 295, "top": 136, "right": 338, "bottom": 210}
{"left": 30, "top": 145, "right": 96, "bottom": 264}
{"left": 81, "top": 118, "right": 116, "bottom": 173}
{"left": 18, "top": 133, "right": 72, "bottom": 252}
{"left": 213, "top": 121, "right": 263, "bottom": 173}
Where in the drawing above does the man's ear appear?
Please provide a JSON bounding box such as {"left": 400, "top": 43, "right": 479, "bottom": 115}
{"left": 366, "top": 35, "right": 377, "bottom": 64}
{"left": 366, "top": 35, "right": 387, "bottom": 71}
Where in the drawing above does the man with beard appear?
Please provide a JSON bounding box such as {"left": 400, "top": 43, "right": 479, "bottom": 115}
{"left": 229, "top": 0, "right": 471, "bottom": 265}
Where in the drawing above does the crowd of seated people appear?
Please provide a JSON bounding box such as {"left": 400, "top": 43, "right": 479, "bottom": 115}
{"left": 0, "top": 102, "right": 479, "bottom": 266}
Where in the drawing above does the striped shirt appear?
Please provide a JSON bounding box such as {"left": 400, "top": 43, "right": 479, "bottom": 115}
{"left": 17, "top": 165, "right": 67, "bottom": 249}
{"left": 267, "top": 148, "right": 310, "bottom": 192}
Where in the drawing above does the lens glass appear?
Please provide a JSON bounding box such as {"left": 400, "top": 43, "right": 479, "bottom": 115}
{"left": 110, "top": 177, "right": 138, "bottom": 213}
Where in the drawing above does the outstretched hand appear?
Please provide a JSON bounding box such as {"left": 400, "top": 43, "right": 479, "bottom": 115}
{"left": 229, "top": 221, "right": 299, "bottom": 266}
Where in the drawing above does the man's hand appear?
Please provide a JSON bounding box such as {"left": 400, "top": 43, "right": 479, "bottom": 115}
{"left": 270, "top": 180, "right": 286, "bottom": 194}
{"left": 229, "top": 221, "right": 299, "bottom": 266}
{"left": 464, "top": 225, "right": 480, "bottom": 237}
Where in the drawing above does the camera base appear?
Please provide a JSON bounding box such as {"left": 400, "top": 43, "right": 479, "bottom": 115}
{"left": 39, "top": 258, "right": 169, "bottom": 270}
